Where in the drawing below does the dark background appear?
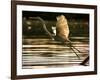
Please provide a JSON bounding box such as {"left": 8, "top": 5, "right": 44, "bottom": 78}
{"left": 22, "top": 11, "right": 89, "bottom": 37}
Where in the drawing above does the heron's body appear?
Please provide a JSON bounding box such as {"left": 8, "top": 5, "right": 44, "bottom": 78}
{"left": 56, "top": 15, "right": 69, "bottom": 41}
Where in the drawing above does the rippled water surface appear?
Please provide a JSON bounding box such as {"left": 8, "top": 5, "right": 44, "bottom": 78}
{"left": 22, "top": 36, "right": 89, "bottom": 69}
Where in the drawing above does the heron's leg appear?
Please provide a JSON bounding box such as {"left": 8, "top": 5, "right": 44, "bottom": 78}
{"left": 68, "top": 45, "right": 81, "bottom": 60}
{"left": 65, "top": 40, "right": 81, "bottom": 60}
{"left": 70, "top": 44, "right": 82, "bottom": 53}
{"left": 67, "top": 40, "right": 82, "bottom": 54}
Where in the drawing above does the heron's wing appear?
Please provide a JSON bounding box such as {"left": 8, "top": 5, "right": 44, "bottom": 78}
{"left": 56, "top": 15, "right": 69, "bottom": 41}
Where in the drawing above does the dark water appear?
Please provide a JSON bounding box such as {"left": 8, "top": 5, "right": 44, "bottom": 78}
{"left": 22, "top": 36, "right": 89, "bottom": 69}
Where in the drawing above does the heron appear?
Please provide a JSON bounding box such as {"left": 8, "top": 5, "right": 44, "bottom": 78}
{"left": 29, "top": 16, "right": 81, "bottom": 60}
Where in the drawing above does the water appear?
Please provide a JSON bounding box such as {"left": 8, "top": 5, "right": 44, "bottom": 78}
{"left": 22, "top": 36, "right": 89, "bottom": 69}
